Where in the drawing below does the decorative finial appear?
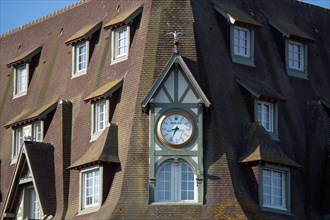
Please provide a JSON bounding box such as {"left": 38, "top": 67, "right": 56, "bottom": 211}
{"left": 166, "top": 31, "right": 183, "bottom": 54}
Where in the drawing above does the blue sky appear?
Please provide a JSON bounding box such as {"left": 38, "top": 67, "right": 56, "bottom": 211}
{"left": 0, "top": 0, "right": 329, "bottom": 35}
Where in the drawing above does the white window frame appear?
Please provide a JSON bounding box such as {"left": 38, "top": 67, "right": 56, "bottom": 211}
{"left": 91, "top": 100, "right": 109, "bottom": 141}
{"left": 286, "top": 40, "right": 308, "bottom": 79}
{"left": 288, "top": 41, "right": 304, "bottom": 71}
{"left": 111, "top": 26, "right": 130, "bottom": 64}
{"left": 257, "top": 101, "right": 274, "bottom": 132}
{"left": 13, "top": 63, "right": 29, "bottom": 98}
{"left": 12, "top": 121, "right": 44, "bottom": 162}
{"left": 259, "top": 164, "right": 290, "bottom": 213}
{"left": 155, "top": 160, "right": 197, "bottom": 203}
{"left": 233, "top": 26, "right": 251, "bottom": 58}
{"left": 79, "top": 166, "right": 102, "bottom": 214}
{"left": 13, "top": 127, "right": 24, "bottom": 160}
{"left": 72, "top": 41, "right": 89, "bottom": 77}
{"left": 230, "top": 26, "right": 255, "bottom": 67}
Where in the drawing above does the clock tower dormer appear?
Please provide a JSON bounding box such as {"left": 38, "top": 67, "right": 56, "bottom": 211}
{"left": 142, "top": 48, "right": 210, "bottom": 203}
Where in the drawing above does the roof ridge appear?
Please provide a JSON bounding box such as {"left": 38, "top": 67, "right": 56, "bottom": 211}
{"left": 0, "top": 0, "right": 90, "bottom": 39}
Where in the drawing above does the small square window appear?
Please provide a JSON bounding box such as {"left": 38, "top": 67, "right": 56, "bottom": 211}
{"left": 14, "top": 64, "right": 28, "bottom": 97}
{"left": 72, "top": 41, "right": 89, "bottom": 77}
{"left": 80, "top": 166, "right": 102, "bottom": 213}
{"left": 261, "top": 166, "right": 290, "bottom": 212}
{"left": 112, "top": 26, "right": 129, "bottom": 63}
{"left": 233, "top": 27, "right": 250, "bottom": 58}
{"left": 257, "top": 101, "right": 274, "bottom": 132}
{"left": 288, "top": 41, "right": 304, "bottom": 71}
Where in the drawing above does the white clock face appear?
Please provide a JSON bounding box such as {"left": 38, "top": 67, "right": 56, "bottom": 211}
{"left": 157, "top": 110, "right": 194, "bottom": 147}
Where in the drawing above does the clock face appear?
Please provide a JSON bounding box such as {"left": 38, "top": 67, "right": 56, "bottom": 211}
{"left": 157, "top": 110, "right": 194, "bottom": 147}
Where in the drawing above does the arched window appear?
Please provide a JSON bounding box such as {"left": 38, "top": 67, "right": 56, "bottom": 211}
{"left": 155, "top": 160, "right": 196, "bottom": 202}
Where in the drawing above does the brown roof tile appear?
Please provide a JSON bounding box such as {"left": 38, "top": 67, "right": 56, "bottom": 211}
{"left": 1, "top": 142, "right": 55, "bottom": 217}
{"left": 239, "top": 123, "right": 302, "bottom": 168}
{"left": 68, "top": 124, "right": 120, "bottom": 169}
{"left": 65, "top": 22, "right": 102, "bottom": 45}
{"left": 214, "top": 2, "right": 262, "bottom": 27}
{"left": 103, "top": 3, "right": 144, "bottom": 29}
{"left": 24, "top": 142, "right": 56, "bottom": 216}
{"left": 6, "top": 46, "right": 42, "bottom": 67}
{"left": 4, "top": 99, "right": 58, "bottom": 128}
{"left": 84, "top": 78, "right": 123, "bottom": 102}
{"left": 269, "top": 17, "right": 315, "bottom": 42}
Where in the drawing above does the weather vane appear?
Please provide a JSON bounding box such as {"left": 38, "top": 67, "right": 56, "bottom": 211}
{"left": 166, "top": 31, "right": 183, "bottom": 54}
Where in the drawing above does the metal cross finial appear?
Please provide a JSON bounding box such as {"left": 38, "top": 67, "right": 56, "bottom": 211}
{"left": 166, "top": 31, "right": 183, "bottom": 54}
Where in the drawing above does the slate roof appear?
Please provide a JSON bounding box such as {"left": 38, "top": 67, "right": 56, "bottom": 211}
{"left": 1, "top": 142, "right": 55, "bottom": 218}
{"left": 214, "top": 2, "right": 262, "bottom": 27}
{"left": 84, "top": 78, "right": 123, "bottom": 102}
{"left": 236, "top": 77, "right": 286, "bottom": 102}
{"left": 6, "top": 46, "right": 42, "bottom": 67}
{"left": 68, "top": 124, "right": 120, "bottom": 169}
{"left": 65, "top": 22, "right": 102, "bottom": 45}
{"left": 103, "top": 3, "right": 144, "bottom": 29}
{"left": 239, "top": 123, "right": 302, "bottom": 168}
{"left": 0, "top": 0, "right": 329, "bottom": 219}
{"left": 268, "top": 17, "right": 315, "bottom": 42}
{"left": 4, "top": 99, "right": 58, "bottom": 128}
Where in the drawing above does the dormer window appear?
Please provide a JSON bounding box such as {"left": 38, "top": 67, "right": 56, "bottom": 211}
{"left": 103, "top": 3, "right": 144, "bottom": 64}
{"left": 74, "top": 41, "right": 88, "bottom": 75}
{"left": 92, "top": 100, "right": 108, "bottom": 135}
{"left": 214, "top": 3, "right": 261, "bottom": 67}
{"left": 14, "top": 64, "right": 28, "bottom": 96}
{"left": 233, "top": 26, "right": 250, "bottom": 58}
{"left": 13, "top": 121, "right": 44, "bottom": 159}
{"left": 84, "top": 78, "right": 123, "bottom": 141}
{"left": 257, "top": 101, "right": 274, "bottom": 132}
{"left": 7, "top": 46, "right": 42, "bottom": 99}
{"left": 268, "top": 18, "right": 314, "bottom": 79}
{"left": 5, "top": 100, "right": 57, "bottom": 164}
{"left": 65, "top": 22, "right": 102, "bottom": 78}
{"left": 288, "top": 41, "right": 304, "bottom": 71}
{"left": 112, "top": 26, "right": 129, "bottom": 62}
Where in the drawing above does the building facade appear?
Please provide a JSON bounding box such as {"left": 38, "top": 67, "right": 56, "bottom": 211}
{"left": 0, "top": 0, "right": 329, "bottom": 219}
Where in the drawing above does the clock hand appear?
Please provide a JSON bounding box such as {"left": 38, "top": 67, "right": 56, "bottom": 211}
{"left": 172, "top": 126, "right": 179, "bottom": 137}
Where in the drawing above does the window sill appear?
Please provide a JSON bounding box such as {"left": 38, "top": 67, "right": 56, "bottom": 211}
{"left": 90, "top": 128, "right": 107, "bottom": 142}
{"left": 111, "top": 55, "right": 128, "bottom": 65}
{"left": 71, "top": 70, "right": 87, "bottom": 79}
{"left": 269, "top": 132, "right": 280, "bottom": 141}
{"left": 77, "top": 205, "right": 100, "bottom": 216}
{"left": 287, "top": 68, "right": 308, "bottom": 80}
{"left": 232, "top": 55, "right": 255, "bottom": 67}
{"left": 10, "top": 157, "right": 18, "bottom": 165}
{"left": 261, "top": 205, "right": 291, "bottom": 215}
{"left": 13, "top": 91, "right": 27, "bottom": 99}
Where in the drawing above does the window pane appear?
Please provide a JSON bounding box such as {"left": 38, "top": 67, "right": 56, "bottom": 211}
{"left": 16, "top": 65, "right": 27, "bottom": 94}
{"left": 180, "top": 163, "right": 194, "bottom": 201}
{"left": 83, "top": 169, "right": 100, "bottom": 207}
{"left": 233, "top": 27, "right": 250, "bottom": 57}
{"left": 156, "top": 163, "right": 172, "bottom": 202}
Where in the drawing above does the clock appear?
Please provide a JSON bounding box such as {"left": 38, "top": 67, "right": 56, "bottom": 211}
{"left": 157, "top": 110, "right": 194, "bottom": 147}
